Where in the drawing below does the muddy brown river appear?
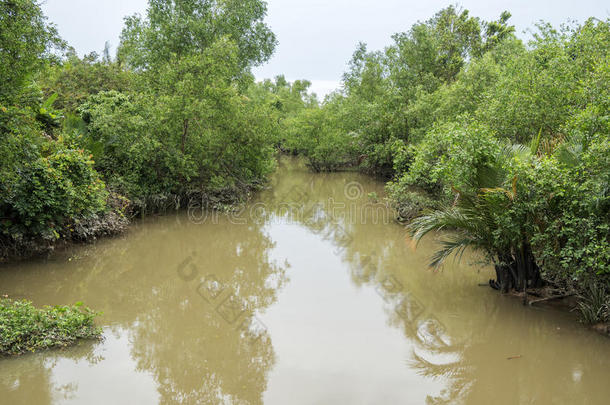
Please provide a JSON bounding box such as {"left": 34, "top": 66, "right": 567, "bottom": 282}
{"left": 1, "top": 157, "right": 609, "bottom": 404}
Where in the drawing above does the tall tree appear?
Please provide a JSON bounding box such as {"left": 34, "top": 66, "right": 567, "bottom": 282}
{"left": 118, "top": 0, "right": 277, "bottom": 73}
{"left": 391, "top": 6, "right": 486, "bottom": 88}
{"left": 0, "top": 0, "right": 63, "bottom": 102}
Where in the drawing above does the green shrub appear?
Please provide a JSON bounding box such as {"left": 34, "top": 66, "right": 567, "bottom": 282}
{"left": 391, "top": 119, "right": 500, "bottom": 198}
{"left": 285, "top": 107, "right": 358, "bottom": 172}
{"left": 526, "top": 139, "right": 610, "bottom": 285}
{"left": 1, "top": 102, "right": 110, "bottom": 249}
{"left": 387, "top": 189, "right": 439, "bottom": 222}
{"left": 2, "top": 144, "right": 108, "bottom": 241}
{"left": 0, "top": 298, "right": 101, "bottom": 356}
{"left": 577, "top": 284, "right": 610, "bottom": 324}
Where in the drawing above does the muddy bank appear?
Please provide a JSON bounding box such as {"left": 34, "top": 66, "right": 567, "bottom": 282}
{"left": 0, "top": 210, "right": 128, "bottom": 264}
{"left": 0, "top": 184, "right": 262, "bottom": 264}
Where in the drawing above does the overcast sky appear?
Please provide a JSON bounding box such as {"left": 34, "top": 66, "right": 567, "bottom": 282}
{"left": 41, "top": 0, "right": 609, "bottom": 97}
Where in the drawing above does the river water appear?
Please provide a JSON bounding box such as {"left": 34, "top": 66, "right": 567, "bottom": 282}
{"left": 1, "top": 157, "right": 609, "bottom": 404}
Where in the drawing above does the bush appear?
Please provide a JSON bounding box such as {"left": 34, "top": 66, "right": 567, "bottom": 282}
{"left": 285, "top": 107, "right": 358, "bottom": 172}
{"left": 526, "top": 139, "right": 610, "bottom": 286}
{"left": 391, "top": 119, "right": 500, "bottom": 198}
{"left": 78, "top": 83, "right": 277, "bottom": 213}
{"left": 1, "top": 103, "right": 110, "bottom": 253}
{"left": 0, "top": 298, "right": 101, "bottom": 356}
{"left": 1, "top": 143, "right": 108, "bottom": 242}
{"left": 387, "top": 189, "right": 439, "bottom": 222}
{"left": 577, "top": 284, "right": 610, "bottom": 324}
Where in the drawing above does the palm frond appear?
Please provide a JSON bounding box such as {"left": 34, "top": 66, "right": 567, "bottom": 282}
{"left": 554, "top": 143, "right": 583, "bottom": 168}
{"left": 409, "top": 208, "right": 475, "bottom": 242}
{"left": 480, "top": 175, "right": 517, "bottom": 201}
{"left": 430, "top": 234, "right": 477, "bottom": 268}
{"left": 502, "top": 143, "right": 530, "bottom": 161}
{"left": 409, "top": 351, "right": 464, "bottom": 380}
{"left": 530, "top": 127, "right": 543, "bottom": 156}
{"left": 473, "top": 163, "right": 505, "bottom": 189}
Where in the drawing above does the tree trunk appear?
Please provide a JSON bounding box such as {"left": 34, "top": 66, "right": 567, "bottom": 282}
{"left": 490, "top": 244, "right": 543, "bottom": 293}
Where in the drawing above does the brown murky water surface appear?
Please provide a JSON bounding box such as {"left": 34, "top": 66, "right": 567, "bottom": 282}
{"left": 1, "top": 157, "right": 609, "bottom": 404}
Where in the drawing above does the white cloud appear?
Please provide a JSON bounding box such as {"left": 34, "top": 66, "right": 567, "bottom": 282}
{"left": 42, "top": 0, "right": 609, "bottom": 85}
{"left": 42, "top": 0, "right": 149, "bottom": 57}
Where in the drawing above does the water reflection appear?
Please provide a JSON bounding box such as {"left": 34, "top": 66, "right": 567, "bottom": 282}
{"left": 0, "top": 157, "right": 609, "bottom": 404}
{"left": 0, "top": 205, "right": 287, "bottom": 404}
{"left": 256, "top": 158, "right": 610, "bottom": 404}
{"left": 0, "top": 340, "right": 103, "bottom": 404}
{"left": 341, "top": 232, "right": 610, "bottom": 404}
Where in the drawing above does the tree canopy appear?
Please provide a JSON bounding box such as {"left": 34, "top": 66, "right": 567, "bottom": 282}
{"left": 118, "top": 0, "right": 277, "bottom": 73}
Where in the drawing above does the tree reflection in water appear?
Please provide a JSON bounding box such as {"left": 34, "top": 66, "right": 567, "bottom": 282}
{"left": 1, "top": 157, "right": 609, "bottom": 404}
{"left": 0, "top": 340, "right": 104, "bottom": 404}
{"left": 268, "top": 158, "right": 610, "bottom": 405}
{"left": 0, "top": 206, "right": 288, "bottom": 404}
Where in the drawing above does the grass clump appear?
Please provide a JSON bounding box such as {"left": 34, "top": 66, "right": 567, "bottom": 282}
{"left": 0, "top": 298, "right": 101, "bottom": 356}
{"left": 578, "top": 285, "right": 610, "bottom": 325}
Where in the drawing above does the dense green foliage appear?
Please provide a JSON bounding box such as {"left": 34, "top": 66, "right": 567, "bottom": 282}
{"left": 0, "top": 1, "right": 114, "bottom": 256}
{"left": 41, "top": 49, "right": 132, "bottom": 112}
{"left": 118, "top": 0, "right": 276, "bottom": 73}
{"left": 0, "top": 0, "right": 63, "bottom": 103}
{"left": 0, "top": 0, "right": 298, "bottom": 258}
{"left": 0, "top": 298, "right": 100, "bottom": 356}
{"left": 284, "top": 7, "right": 609, "bottom": 320}
{"left": 1, "top": 1, "right": 608, "bottom": 324}
{"left": 72, "top": 0, "right": 280, "bottom": 213}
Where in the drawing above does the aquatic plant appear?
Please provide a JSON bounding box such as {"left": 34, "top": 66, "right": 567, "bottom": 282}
{"left": 0, "top": 298, "right": 101, "bottom": 356}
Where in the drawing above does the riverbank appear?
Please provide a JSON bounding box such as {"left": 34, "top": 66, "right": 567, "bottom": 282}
{"left": 506, "top": 288, "right": 610, "bottom": 338}
{"left": 0, "top": 182, "right": 264, "bottom": 264}
{"left": 2, "top": 156, "right": 608, "bottom": 339}
{"left": 0, "top": 206, "right": 128, "bottom": 265}
{"left": 1, "top": 158, "right": 609, "bottom": 404}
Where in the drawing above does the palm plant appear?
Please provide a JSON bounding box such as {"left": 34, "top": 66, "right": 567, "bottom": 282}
{"left": 408, "top": 139, "right": 544, "bottom": 293}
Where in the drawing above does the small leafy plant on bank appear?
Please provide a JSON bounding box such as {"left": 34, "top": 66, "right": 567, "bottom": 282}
{"left": 0, "top": 298, "right": 101, "bottom": 356}
{"left": 578, "top": 284, "right": 610, "bottom": 325}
